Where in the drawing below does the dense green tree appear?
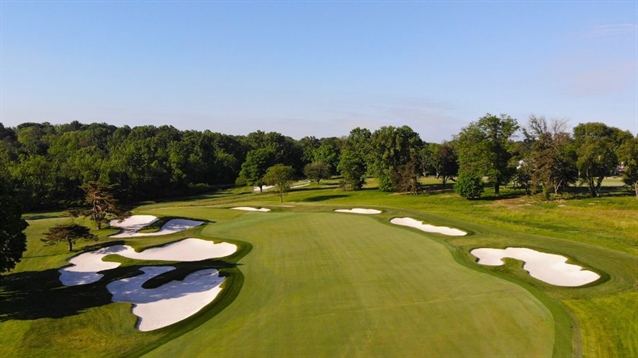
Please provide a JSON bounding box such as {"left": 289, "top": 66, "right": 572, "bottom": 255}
{"left": 370, "top": 125, "right": 423, "bottom": 192}
{"left": 573, "top": 122, "right": 632, "bottom": 197}
{"left": 454, "top": 172, "right": 484, "bottom": 199}
{"left": 299, "top": 136, "right": 321, "bottom": 164}
{"left": 42, "top": 223, "right": 97, "bottom": 252}
{"left": 0, "top": 186, "right": 28, "bottom": 274}
{"left": 338, "top": 128, "right": 371, "bottom": 190}
{"left": 239, "top": 148, "right": 275, "bottom": 192}
{"left": 244, "top": 131, "right": 303, "bottom": 174}
{"left": 392, "top": 153, "right": 421, "bottom": 194}
{"left": 263, "top": 164, "right": 296, "bottom": 202}
{"left": 525, "top": 117, "right": 577, "bottom": 198}
{"left": 456, "top": 113, "right": 519, "bottom": 196}
{"left": 2, "top": 122, "right": 250, "bottom": 209}
{"left": 314, "top": 138, "right": 342, "bottom": 175}
{"left": 304, "top": 162, "right": 331, "bottom": 183}
{"left": 422, "top": 141, "right": 458, "bottom": 189}
{"left": 617, "top": 136, "right": 638, "bottom": 199}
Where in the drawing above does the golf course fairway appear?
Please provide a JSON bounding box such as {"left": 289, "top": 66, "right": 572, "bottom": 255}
{"left": 145, "top": 212, "right": 554, "bottom": 357}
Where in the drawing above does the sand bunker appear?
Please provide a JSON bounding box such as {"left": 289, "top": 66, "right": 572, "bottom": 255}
{"left": 391, "top": 217, "right": 467, "bottom": 236}
{"left": 60, "top": 238, "right": 237, "bottom": 331}
{"left": 110, "top": 215, "right": 158, "bottom": 232}
{"left": 471, "top": 247, "right": 600, "bottom": 287}
{"left": 107, "top": 266, "right": 225, "bottom": 331}
{"left": 110, "top": 216, "right": 204, "bottom": 238}
{"left": 60, "top": 238, "right": 237, "bottom": 286}
{"left": 231, "top": 207, "right": 271, "bottom": 212}
{"left": 334, "top": 208, "right": 382, "bottom": 214}
{"left": 253, "top": 185, "right": 275, "bottom": 192}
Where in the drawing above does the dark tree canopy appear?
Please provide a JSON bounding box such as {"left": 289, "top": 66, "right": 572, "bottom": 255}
{"left": 73, "top": 182, "right": 130, "bottom": 229}
{"left": 524, "top": 116, "right": 577, "bottom": 198}
{"left": 338, "top": 128, "right": 371, "bottom": 190}
{"left": 421, "top": 141, "right": 459, "bottom": 189}
{"left": 238, "top": 148, "right": 275, "bottom": 193}
{"left": 0, "top": 187, "right": 28, "bottom": 274}
{"left": 304, "top": 161, "right": 331, "bottom": 183}
{"left": 457, "top": 113, "right": 519, "bottom": 196}
{"left": 573, "top": 123, "right": 632, "bottom": 197}
{"left": 369, "top": 126, "right": 423, "bottom": 192}
{"left": 617, "top": 136, "right": 638, "bottom": 199}
{"left": 42, "top": 223, "right": 97, "bottom": 252}
{"left": 454, "top": 172, "right": 484, "bottom": 199}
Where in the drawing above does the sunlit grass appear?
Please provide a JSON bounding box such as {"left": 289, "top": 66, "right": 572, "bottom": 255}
{"left": 1, "top": 178, "right": 636, "bottom": 357}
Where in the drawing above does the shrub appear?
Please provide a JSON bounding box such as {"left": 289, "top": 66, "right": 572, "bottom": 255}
{"left": 455, "top": 172, "right": 484, "bottom": 199}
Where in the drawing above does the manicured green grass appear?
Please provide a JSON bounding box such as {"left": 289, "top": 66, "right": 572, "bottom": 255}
{"left": 1, "top": 180, "right": 636, "bottom": 357}
{"left": 148, "top": 212, "right": 554, "bottom": 357}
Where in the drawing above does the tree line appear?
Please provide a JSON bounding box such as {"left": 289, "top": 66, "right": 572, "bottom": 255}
{"left": 2, "top": 114, "right": 638, "bottom": 274}
{"left": 1, "top": 115, "right": 637, "bottom": 212}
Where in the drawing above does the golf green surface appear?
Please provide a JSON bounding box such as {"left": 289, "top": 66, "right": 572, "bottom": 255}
{"left": 146, "top": 212, "right": 554, "bottom": 357}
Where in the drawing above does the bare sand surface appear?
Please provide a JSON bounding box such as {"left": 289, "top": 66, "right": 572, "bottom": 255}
{"left": 59, "top": 238, "right": 237, "bottom": 286}
{"left": 231, "top": 207, "right": 271, "bottom": 212}
{"left": 334, "top": 208, "right": 382, "bottom": 214}
{"left": 110, "top": 215, "right": 158, "bottom": 233}
{"left": 471, "top": 247, "right": 600, "bottom": 286}
{"left": 253, "top": 185, "right": 275, "bottom": 192}
{"left": 107, "top": 266, "right": 225, "bottom": 331}
{"left": 390, "top": 217, "right": 467, "bottom": 236}
{"left": 110, "top": 218, "right": 204, "bottom": 238}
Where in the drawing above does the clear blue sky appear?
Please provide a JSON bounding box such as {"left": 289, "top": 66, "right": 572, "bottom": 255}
{"left": 2, "top": 0, "right": 636, "bottom": 142}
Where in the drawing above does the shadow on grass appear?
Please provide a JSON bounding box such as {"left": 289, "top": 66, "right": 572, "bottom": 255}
{"left": 301, "top": 194, "right": 350, "bottom": 202}
{"left": 0, "top": 259, "right": 238, "bottom": 322}
{"left": 23, "top": 214, "right": 63, "bottom": 220}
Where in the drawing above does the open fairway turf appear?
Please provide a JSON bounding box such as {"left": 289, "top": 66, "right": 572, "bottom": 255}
{"left": 149, "top": 212, "right": 554, "bottom": 357}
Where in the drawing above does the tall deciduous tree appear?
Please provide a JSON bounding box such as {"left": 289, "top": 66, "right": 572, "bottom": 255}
{"left": 304, "top": 161, "right": 331, "bottom": 183}
{"left": 457, "top": 113, "right": 519, "bottom": 196}
{"left": 338, "top": 128, "right": 371, "bottom": 190}
{"left": 238, "top": 148, "right": 275, "bottom": 193}
{"left": 370, "top": 125, "right": 423, "bottom": 192}
{"left": 421, "top": 141, "right": 458, "bottom": 189}
{"left": 617, "top": 136, "right": 638, "bottom": 199}
{"left": 42, "top": 223, "right": 97, "bottom": 252}
{"left": 573, "top": 122, "right": 632, "bottom": 197}
{"left": 0, "top": 186, "right": 28, "bottom": 274}
{"left": 263, "top": 164, "right": 296, "bottom": 202}
{"left": 525, "top": 116, "right": 577, "bottom": 198}
{"left": 314, "top": 138, "right": 342, "bottom": 175}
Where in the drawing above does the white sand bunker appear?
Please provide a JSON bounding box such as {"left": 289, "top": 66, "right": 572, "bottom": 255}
{"left": 110, "top": 216, "right": 204, "bottom": 238}
{"left": 253, "top": 185, "right": 275, "bottom": 192}
{"left": 391, "top": 217, "right": 466, "bottom": 236}
{"left": 471, "top": 247, "right": 600, "bottom": 287}
{"left": 59, "top": 238, "right": 237, "bottom": 331}
{"left": 107, "top": 266, "right": 225, "bottom": 331}
{"left": 231, "top": 207, "right": 271, "bottom": 212}
{"left": 60, "top": 238, "right": 237, "bottom": 286}
{"left": 334, "top": 208, "right": 382, "bottom": 214}
{"left": 110, "top": 215, "right": 158, "bottom": 233}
